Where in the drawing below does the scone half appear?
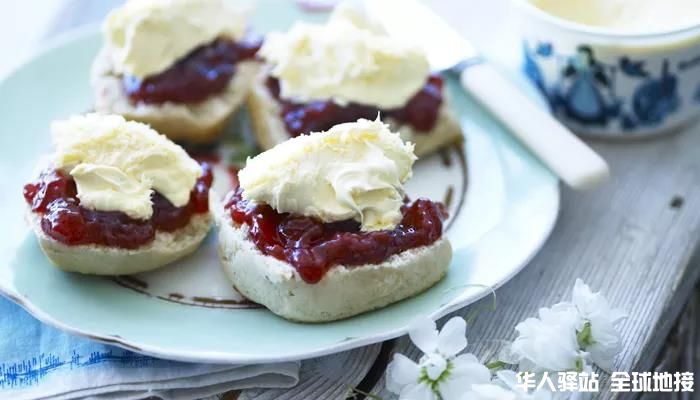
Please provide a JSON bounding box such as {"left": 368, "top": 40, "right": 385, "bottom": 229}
{"left": 246, "top": 71, "right": 463, "bottom": 157}
{"left": 28, "top": 211, "right": 212, "bottom": 275}
{"left": 217, "top": 217, "right": 452, "bottom": 323}
{"left": 92, "top": 48, "right": 260, "bottom": 144}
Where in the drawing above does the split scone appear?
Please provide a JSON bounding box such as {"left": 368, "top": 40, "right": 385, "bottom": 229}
{"left": 247, "top": 4, "right": 463, "bottom": 157}
{"left": 92, "top": 0, "right": 260, "bottom": 144}
{"left": 23, "top": 114, "right": 214, "bottom": 275}
{"left": 217, "top": 118, "right": 452, "bottom": 322}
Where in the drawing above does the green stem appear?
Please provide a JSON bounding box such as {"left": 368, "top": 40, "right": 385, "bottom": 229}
{"left": 345, "top": 386, "right": 384, "bottom": 400}
{"left": 486, "top": 360, "right": 507, "bottom": 370}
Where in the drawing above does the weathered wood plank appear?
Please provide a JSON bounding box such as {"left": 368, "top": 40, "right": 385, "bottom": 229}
{"left": 370, "top": 127, "right": 700, "bottom": 399}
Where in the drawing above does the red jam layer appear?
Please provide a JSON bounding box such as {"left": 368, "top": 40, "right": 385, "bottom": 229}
{"left": 225, "top": 187, "right": 447, "bottom": 284}
{"left": 124, "top": 36, "right": 262, "bottom": 105}
{"left": 266, "top": 74, "right": 444, "bottom": 137}
{"left": 23, "top": 164, "right": 213, "bottom": 249}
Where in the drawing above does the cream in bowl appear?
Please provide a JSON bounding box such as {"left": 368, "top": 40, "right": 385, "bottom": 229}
{"left": 516, "top": 0, "right": 700, "bottom": 138}
{"left": 530, "top": 0, "right": 700, "bottom": 35}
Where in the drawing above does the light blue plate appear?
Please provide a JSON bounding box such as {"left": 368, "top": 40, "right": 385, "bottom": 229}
{"left": 0, "top": 3, "right": 559, "bottom": 363}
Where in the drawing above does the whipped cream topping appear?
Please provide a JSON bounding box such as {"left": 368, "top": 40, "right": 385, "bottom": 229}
{"left": 259, "top": 4, "right": 430, "bottom": 109}
{"left": 238, "top": 118, "right": 416, "bottom": 232}
{"left": 52, "top": 114, "right": 202, "bottom": 220}
{"left": 103, "top": 0, "right": 248, "bottom": 79}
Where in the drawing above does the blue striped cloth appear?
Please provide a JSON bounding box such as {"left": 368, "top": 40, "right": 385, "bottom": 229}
{"left": 0, "top": 297, "right": 299, "bottom": 400}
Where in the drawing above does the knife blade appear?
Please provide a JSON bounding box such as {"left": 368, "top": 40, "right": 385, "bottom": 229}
{"left": 363, "top": 0, "right": 610, "bottom": 190}
{"left": 364, "top": 0, "right": 480, "bottom": 72}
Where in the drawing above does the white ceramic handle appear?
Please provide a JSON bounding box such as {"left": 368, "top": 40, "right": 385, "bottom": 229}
{"left": 461, "top": 62, "right": 610, "bottom": 190}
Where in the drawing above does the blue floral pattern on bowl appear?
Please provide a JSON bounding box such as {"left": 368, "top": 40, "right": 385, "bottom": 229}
{"left": 522, "top": 39, "right": 700, "bottom": 137}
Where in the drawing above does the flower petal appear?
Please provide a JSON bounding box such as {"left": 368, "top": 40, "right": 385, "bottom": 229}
{"left": 455, "top": 352, "right": 479, "bottom": 364}
{"left": 498, "top": 343, "right": 522, "bottom": 365}
{"left": 587, "top": 342, "right": 616, "bottom": 371}
{"left": 423, "top": 353, "right": 448, "bottom": 380}
{"left": 437, "top": 317, "right": 467, "bottom": 357}
{"left": 510, "top": 311, "right": 581, "bottom": 372}
{"left": 462, "top": 384, "right": 517, "bottom": 400}
{"left": 494, "top": 370, "right": 518, "bottom": 389}
{"left": 438, "top": 378, "right": 468, "bottom": 400}
{"left": 409, "top": 315, "right": 439, "bottom": 354}
{"left": 451, "top": 353, "right": 492, "bottom": 385}
{"left": 438, "top": 354, "right": 491, "bottom": 400}
{"left": 386, "top": 353, "right": 421, "bottom": 394}
{"left": 572, "top": 279, "right": 612, "bottom": 323}
{"left": 401, "top": 382, "right": 438, "bottom": 400}
{"left": 543, "top": 303, "right": 583, "bottom": 330}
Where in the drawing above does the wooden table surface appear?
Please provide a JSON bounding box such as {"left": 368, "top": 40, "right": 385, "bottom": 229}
{"left": 20, "top": 1, "right": 700, "bottom": 399}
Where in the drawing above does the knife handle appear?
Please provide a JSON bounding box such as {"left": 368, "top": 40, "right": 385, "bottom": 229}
{"left": 460, "top": 62, "right": 610, "bottom": 190}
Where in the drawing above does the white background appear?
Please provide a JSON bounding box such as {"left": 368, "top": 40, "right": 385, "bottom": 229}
{"left": 0, "top": 0, "right": 68, "bottom": 76}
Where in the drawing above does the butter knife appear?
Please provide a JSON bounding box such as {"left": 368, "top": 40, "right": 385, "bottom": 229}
{"left": 364, "top": 0, "right": 610, "bottom": 190}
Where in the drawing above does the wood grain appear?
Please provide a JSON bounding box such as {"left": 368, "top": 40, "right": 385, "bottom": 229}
{"left": 371, "top": 126, "right": 700, "bottom": 399}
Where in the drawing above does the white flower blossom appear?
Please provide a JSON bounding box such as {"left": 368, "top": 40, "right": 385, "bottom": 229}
{"left": 387, "top": 280, "right": 627, "bottom": 398}
{"left": 386, "top": 353, "right": 435, "bottom": 400}
{"left": 503, "top": 280, "right": 626, "bottom": 373}
{"left": 386, "top": 316, "right": 491, "bottom": 400}
{"left": 570, "top": 279, "right": 627, "bottom": 371}
{"left": 508, "top": 304, "right": 587, "bottom": 373}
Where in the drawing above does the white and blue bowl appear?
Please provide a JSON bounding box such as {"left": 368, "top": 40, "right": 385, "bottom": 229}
{"left": 515, "top": 0, "right": 700, "bottom": 138}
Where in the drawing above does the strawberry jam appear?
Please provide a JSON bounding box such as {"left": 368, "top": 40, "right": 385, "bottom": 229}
{"left": 124, "top": 36, "right": 262, "bottom": 105}
{"left": 266, "top": 74, "right": 445, "bottom": 137}
{"left": 23, "top": 164, "right": 213, "bottom": 249}
{"left": 224, "top": 187, "right": 447, "bottom": 284}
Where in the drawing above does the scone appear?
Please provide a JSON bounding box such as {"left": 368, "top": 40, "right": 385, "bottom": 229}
{"left": 92, "top": 0, "right": 261, "bottom": 143}
{"left": 23, "top": 114, "right": 214, "bottom": 275}
{"left": 247, "top": 3, "right": 463, "bottom": 157}
{"left": 248, "top": 71, "right": 462, "bottom": 157}
{"left": 26, "top": 212, "right": 211, "bottom": 275}
{"left": 216, "top": 118, "right": 453, "bottom": 322}
{"left": 93, "top": 54, "right": 259, "bottom": 144}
